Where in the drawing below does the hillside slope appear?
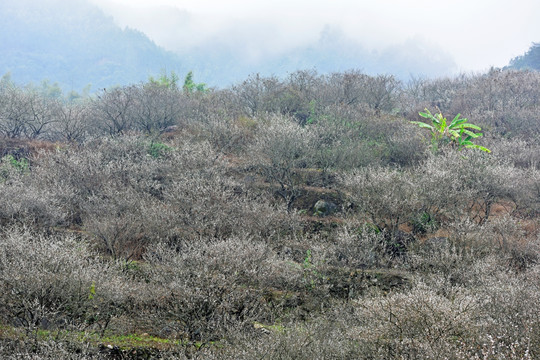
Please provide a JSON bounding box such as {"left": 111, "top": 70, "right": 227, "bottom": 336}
{"left": 0, "top": 0, "right": 184, "bottom": 91}
{"left": 508, "top": 42, "right": 540, "bottom": 70}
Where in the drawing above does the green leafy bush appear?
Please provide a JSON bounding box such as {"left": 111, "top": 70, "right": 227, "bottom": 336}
{"left": 411, "top": 108, "right": 490, "bottom": 153}
{"left": 147, "top": 141, "right": 172, "bottom": 159}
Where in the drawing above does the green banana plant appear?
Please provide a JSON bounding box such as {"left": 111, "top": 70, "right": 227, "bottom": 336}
{"left": 411, "top": 108, "right": 490, "bottom": 153}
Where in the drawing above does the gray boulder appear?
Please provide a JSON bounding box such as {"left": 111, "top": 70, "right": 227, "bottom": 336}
{"left": 313, "top": 199, "right": 337, "bottom": 216}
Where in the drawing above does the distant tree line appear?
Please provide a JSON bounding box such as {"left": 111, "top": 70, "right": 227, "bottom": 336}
{"left": 1, "top": 68, "right": 539, "bottom": 144}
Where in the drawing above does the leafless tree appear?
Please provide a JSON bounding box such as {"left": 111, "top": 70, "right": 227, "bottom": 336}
{"left": 248, "top": 115, "right": 315, "bottom": 210}
{"left": 363, "top": 74, "right": 401, "bottom": 114}
{"left": 50, "top": 100, "right": 92, "bottom": 142}
{"left": 232, "top": 73, "right": 285, "bottom": 116}
{"left": 92, "top": 86, "right": 136, "bottom": 136}
{"left": 131, "top": 83, "right": 182, "bottom": 134}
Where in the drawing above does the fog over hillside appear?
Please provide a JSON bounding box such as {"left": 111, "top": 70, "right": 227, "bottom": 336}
{"left": 89, "top": 0, "right": 462, "bottom": 84}
{"left": 89, "top": 0, "right": 540, "bottom": 75}
{"left": 0, "top": 0, "right": 184, "bottom": 91}
{"left": 1, "top": 0, "right": 539, "bottom": 90}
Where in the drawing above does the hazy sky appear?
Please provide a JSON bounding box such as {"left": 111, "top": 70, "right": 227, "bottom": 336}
{"left": 89, "top": 0, "right": 540, "bottom": 73}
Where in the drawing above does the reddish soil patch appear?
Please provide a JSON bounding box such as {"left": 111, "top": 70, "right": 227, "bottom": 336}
{"left": 489, "top": 201, "right": 516, "bottom": 218}
{"left": 0, "top": 138, "right": 59, "bottom": 159}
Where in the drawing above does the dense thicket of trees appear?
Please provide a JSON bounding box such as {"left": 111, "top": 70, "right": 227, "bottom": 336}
{"left": 0, "top": 68, "right": 539, "bottom": 358}
{"left": 2, "top": 68, "right": 539, "bottom": 143}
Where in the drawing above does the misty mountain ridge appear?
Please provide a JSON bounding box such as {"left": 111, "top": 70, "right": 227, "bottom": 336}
{"left": 0, "top": 0, "right": 183, "bottom": 91}
{"left": 508, "top": 42, "right": 540, "bottom": 71}
{"left": 0, "top": 0, "right": 523, "bottom": 91}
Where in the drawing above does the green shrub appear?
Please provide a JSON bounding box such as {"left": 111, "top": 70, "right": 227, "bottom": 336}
{"left": 147, "top": 141, "right": 172, "bottom": 159}
{"left": 411, "top": 108, "right": 490, "bottom": 153}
